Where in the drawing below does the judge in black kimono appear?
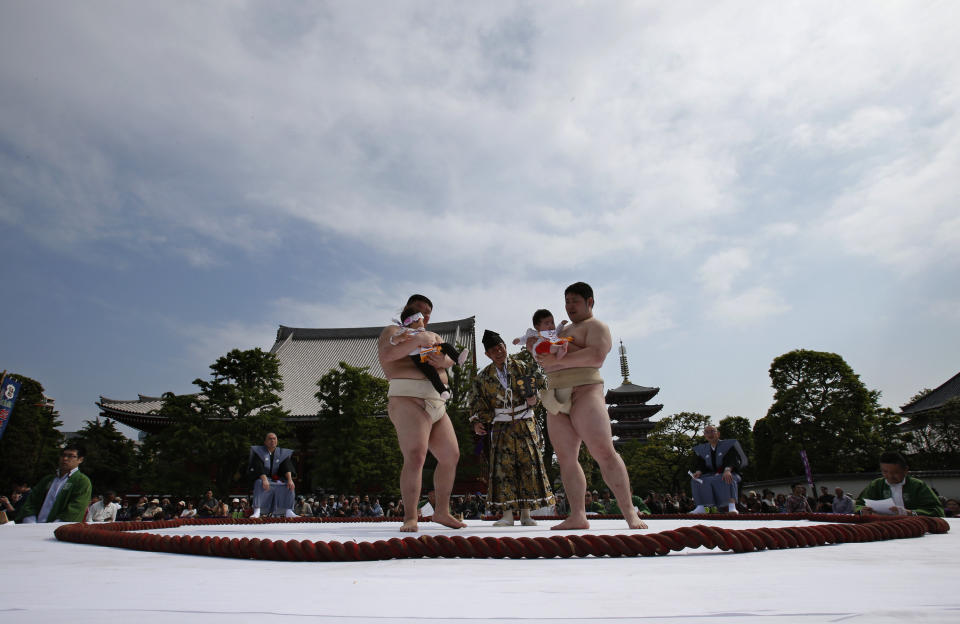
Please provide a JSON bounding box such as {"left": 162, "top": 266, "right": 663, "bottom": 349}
{"left": 248, "top": 432, "right": 297, "bottom": 518}
{"left": 689, "top": 424, "right": 748, "bottom": 514}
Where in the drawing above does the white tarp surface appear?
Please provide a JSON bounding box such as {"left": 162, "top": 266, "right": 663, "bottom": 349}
{"left": 2, "top": 518, "right": 957, "bottom": 623}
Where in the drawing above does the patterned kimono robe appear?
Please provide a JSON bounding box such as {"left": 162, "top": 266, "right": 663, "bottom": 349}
{"left": 469, "top": 355, "right": 554, "bottom": 512}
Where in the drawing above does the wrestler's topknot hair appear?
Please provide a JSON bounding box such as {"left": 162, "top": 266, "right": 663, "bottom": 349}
{"left": 406, "top": 294, "right": 433, "bottom": 309}
{"left": 532, "top": 309, "right": 553, "bottom": 326}
{"left": 564, "top": 281, "right": 593, "bottom": 301}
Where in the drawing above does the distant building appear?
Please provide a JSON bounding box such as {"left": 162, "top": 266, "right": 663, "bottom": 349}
{"left": 97, "top": 317, "right": 477, "bottom": 434}
{"left": 899, "top": 370, "right": 960, "bottom": 432}
{"left": 605, "top": 341, "right": 663, "bottom": 445}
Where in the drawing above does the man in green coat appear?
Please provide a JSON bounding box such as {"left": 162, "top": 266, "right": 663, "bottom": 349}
{"left": 17, "top": 444, "right": 92, "bottom": 523}
{"left": 855, "top": 451, "right": 943, "bottom": 517}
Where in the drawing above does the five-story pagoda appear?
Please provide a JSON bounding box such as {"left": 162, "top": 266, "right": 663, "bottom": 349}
{"left": 605, "top": 341, "right": 663, "bottom": 445}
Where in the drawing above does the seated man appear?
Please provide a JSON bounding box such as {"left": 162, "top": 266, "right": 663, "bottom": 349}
{"left": 248, "top": 432, "right": 297, "bottom": 518}
{"left": 688, "top": 425, "right": 748, "bottom": 514}
{"left": 784, "top": 483, "right": 813, "bottom": 513}
{"left": 831, "top": 487, "right": 855, "bottom": 514}
{"left": 17, "top": 444, "right": 92, "bottom": 523}
{"left": 87, "top": 491, "right": 120, "bottom": 522}
{"left": 855, "top": 451, "right": 943, "bottom": 517}
{"left": 583, "top": 491, "right": 604, "bottom": 514}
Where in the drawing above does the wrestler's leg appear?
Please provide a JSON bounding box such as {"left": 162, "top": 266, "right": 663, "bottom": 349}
{"left": 546, "top": 410, "right": 590, "bottom": 530}
{"left": 426, "top": 414, "right": 466, "bottom": 529}
{"left": 389, "top": 396, "right": 432, "bottom": 532}
{"left": 570, "top": 384, "right": 647, "bottom": 529}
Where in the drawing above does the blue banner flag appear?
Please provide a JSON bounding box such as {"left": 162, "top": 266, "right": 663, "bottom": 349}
{"left": 0, "top": 375, "right": 22, "bottom": 442}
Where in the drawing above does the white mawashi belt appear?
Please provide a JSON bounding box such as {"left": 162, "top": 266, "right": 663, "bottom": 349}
{"left": 492, "top": 406, "right": 533, "bottom": 422}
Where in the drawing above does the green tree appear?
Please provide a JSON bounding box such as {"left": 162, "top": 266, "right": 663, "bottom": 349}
{"left": 438, "top": 344, "right": 482, "bottom": 489}
{"left": 0, "top": 374, "right": 63, "bottom": 490}
{"left": 621, "top": 412, "right": 712, "bottom": 494}
{"left": 142, "top": 348, "right": 289, "bottom": 495}
{"left": 72, "top": 418, "right": 137, "bottom": 493}
{"left": 718, "top": 415, "right": 755, "bottom": 480}
{"left": 755, "top": 349, "right": 904, "bottom": 479}
{"left": 312, "top": 362, "right": 400, "bottom": 495}
{"left": 620, "top": 437, "right": 677, "bottom": 495}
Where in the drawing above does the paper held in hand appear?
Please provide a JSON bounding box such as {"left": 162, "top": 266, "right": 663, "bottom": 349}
{"left": 863, "top": 498, "right": 897, "bottom": 514}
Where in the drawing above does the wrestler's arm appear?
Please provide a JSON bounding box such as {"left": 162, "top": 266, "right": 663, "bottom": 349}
{"left": 378, "top": 326, "right": 434, "bottom": 362}
{"left": 539, "top": 322, "right": 611, "bottom": 369}
{"left": 422, "top": 330, "right": 455, "bottom": 369}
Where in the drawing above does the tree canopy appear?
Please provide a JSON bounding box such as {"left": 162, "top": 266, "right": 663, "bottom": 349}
{"left": 752, "top": 349, "right": 904, "bottom": 479}
{"left": 139, "top": 348, "right": 289, "bottom": 495}
{"left": 0, "top": 374, "right": 63, "bottom": 490}
{"left": 312, "top": 362, "right": 400, "bottom": 495}
{"left": 904, "top": 397, "right": 960, "bottom": 469}
{"left": 622, "top": 412, "right": 712, "bottom": 494}
{"left": 72, "top": 418, "right": 138, "bottom": 494}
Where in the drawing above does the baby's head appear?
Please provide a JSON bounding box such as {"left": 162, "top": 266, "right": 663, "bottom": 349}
{"left": 532, "top": 309, "right": 555, "bottom": 331}
{"left": 400, "top": 305, "right": 425, "bottom": 329}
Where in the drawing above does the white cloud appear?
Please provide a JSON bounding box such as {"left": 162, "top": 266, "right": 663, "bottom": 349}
{"left": 698, "top": 248, "right": 751, "bottom": 294}
{"left": 695, "top": 247, "right": 791, "bottom": 326}
{"left": 760, "top": 222, "right": 800, "bottom": 239}
{"left": 824, "top": 107, "right": 909, "bottom": 150}
{"left": 929, "top": 299, "right": 960, "bottom": 322}
{"left": 706, "top": 286, "right": 791, "bottom": 327}
{"left": 174, "top": 320, "right": 278, "bottom": 373}
{"left": 605, "top": 293, "right": 677, "bottom": 342}
{"left": 821, "top": 117, "right": 960, "bottom": 273}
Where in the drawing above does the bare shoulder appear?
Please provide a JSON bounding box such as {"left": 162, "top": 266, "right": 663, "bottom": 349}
{"left": 380, "top": 324, "right": 401, "bottom": 338}
{"left": 584, "top": 318, "right": 611, "bottom": 350}
{"left": 585, "top": 317, "right": 610, "bottom": 338}
{"left": 378, "top": 325, "right": 402, "bottom": 351}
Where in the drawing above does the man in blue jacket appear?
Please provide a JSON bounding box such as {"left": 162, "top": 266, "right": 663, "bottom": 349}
{"left": 689, "top": 425, "right": 748, "bottom": 514}
{"left": 17, "top": 444, "right": 92, "bottom": 523}
{"left": 248, "top": 432, "right": 297, "bottom": 518}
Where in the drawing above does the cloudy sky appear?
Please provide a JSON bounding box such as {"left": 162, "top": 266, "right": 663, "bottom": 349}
{"left": 2, "top": 1, "right": 958, "bottom": 438}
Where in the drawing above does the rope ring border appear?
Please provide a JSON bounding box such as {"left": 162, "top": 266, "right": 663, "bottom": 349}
{"left": 53, "top": 513, "right": 950, "bottom": 562}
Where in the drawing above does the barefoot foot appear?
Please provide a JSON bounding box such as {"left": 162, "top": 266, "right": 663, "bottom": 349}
{"left": 399, "top": 519, "right": 418, "bottom": 532}
{"left": 551, "top": 515, "right": 590, "bottom": 530}
{"left": 432, "top": 513, "right": 467, "bottom": 529}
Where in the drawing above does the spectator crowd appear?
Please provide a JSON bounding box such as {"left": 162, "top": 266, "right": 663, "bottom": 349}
{"left": 8, "top": 484, "right": 952, "bottom": 524}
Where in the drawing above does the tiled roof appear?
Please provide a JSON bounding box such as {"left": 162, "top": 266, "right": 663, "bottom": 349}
{"left": 900, "top": 371, "right": 960, "bottom": 415}
{"left": 98, "top": 395, "right": 169, "bottom": 415}
{"left": 271, "top": 317, "right": 475, "bottom": 417}
{"left": 98, "top": 318, "right": 477, "bottom": 429}
{"left": 605, "top": 382, "right": 660, "bottom": 404}
{"left": 96, "top": 395, "right": 184, "bottom": 433}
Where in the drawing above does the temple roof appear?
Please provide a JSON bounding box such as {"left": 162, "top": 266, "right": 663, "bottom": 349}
{"left": 271, "top": 317, "right": 475, "bottom": 416}
{"left": 96, "top": 395, "right": 180, "bottom": 433}
{"left": 99, "top": 317, "right": 477, "bottom": 429}
{"left": 605, "top": 382, "right": 660, "bottom": 404}
{"left": 900, "top": 371, "right": 960, "bottom": 416}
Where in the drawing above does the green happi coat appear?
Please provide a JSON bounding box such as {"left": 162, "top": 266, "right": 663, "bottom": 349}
{"left": 469, "top": 355, "right": 555, "bottom": 512}
{"left": 854, "top": 476, "right": 944, "bottom": 517}
{"left": 16, "top": 470, "right": 92, "bottom": 523}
